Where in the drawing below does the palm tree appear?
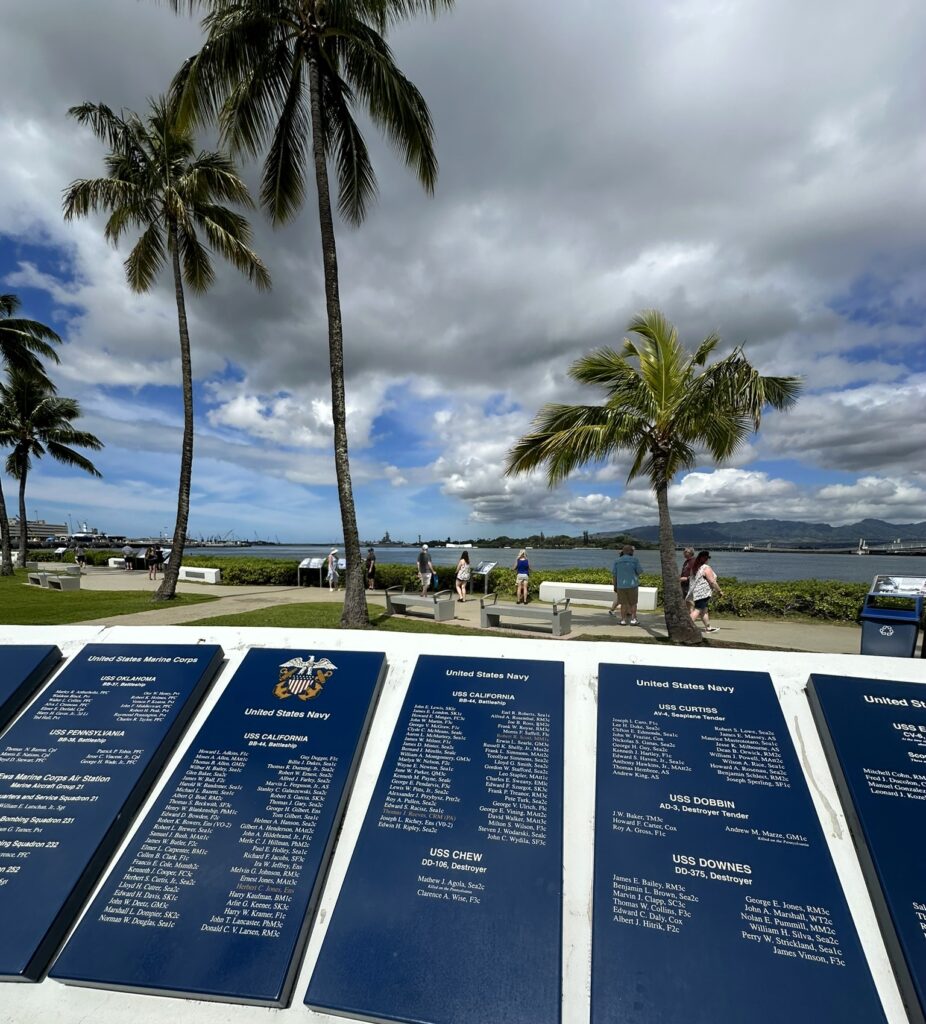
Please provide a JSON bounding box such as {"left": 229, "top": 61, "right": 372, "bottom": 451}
{"left": 0, "top": 368, "right": 103, "bottom": 567}
{"left": 0, "top": 295, "right": 62, "bottom": 576}
{"left": 63, "top": 97, "right": 270, "bottom": 600}
{"left": 506, "top": 310, "right": 803, "bottom": 644}
{"left": 165, "top": 0, "right": 453, "bottom": 627}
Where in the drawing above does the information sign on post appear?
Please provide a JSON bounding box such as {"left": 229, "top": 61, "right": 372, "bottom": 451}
{"left": 0, "top": 643, "right": 223, "bottom": 982}
{"left": 591, "top": 663, "right": 887, "bottom": 1024}
{"left": 297, "top": 557, "right": 325, "bottom": 587}
{"left": 0, "top": 644, "right": 61, "bottom": 732}
{"left": 306, "top": 653, "right": 564, "bottom": 1024}
{"left": 473, "top": 560, "right": 497, "bottom": 594}
{"left": 808, "top": 674, "right": 926, "bottom": 1024}
{"left": 52, "top": 647, "right": 386, "bottom": 1007}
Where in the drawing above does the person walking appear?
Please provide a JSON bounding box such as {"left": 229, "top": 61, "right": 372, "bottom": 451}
{"left": 327, "top": 548, "right": 340, "bottom": 591}
{"left": 364, "top": 547, "right": 377, "bottom": 590}
{"left": 74, "top": 545, "right": 87, "bottom": 572}
{"left": 610, "top": 544, "right": 643, "bottom": 624}
{"left": 455, "top": 551, "right": 471, "bottom": 602}
{"left": 155, "top": 545, "right": 165, "bottom": 578}
{"left": 687, "top": 550, "right": 724, "bottom": 632}
{"left": 513, "top": 549, "right": 530, "bottom": 604}
{"left": 145, "top": 545, "right": 158, "bottom": 580}
{"left": 417, "top": 544, "right": 434, "bottom": 596}
{"left": 679, "top": 547, "right": 696, "bottom": 604}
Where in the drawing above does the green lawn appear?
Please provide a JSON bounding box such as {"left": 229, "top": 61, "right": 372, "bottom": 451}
{"left": 184, "top": 601, "right": 519, "bottom": 636}
{"left": 0, "top": 572, "right": 218, "bottom": 625}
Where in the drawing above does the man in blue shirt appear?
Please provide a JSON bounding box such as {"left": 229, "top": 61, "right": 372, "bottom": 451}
{"left": 610, "top": 544, "right": 643, "bottom": 625}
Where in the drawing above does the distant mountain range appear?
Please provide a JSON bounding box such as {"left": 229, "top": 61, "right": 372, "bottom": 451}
{"left": 607, "top": 519, "right": 926, "bottom": 547}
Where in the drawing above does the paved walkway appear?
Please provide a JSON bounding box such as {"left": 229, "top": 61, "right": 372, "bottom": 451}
{"left": 64, "top": 566, "right": 862, "bottom": 653}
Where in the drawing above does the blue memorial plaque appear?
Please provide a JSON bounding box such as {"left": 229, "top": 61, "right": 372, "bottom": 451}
{"left": 306, "top": 654, "right": 564, "bottom": 1024}
{"left": 809, "top": 674, "right": 926, "bottom": 1024}
{"left": 0, "top": 643, "right": 222, "bottom": 981}
{"left": 51, "top": 647, "right": 386, "bottom": 1006}
{"left": 591, "top": 664, "right": 887, "bottom": 1024}
{"left": 0, "top": 645, "right": 61, "bottom": 732}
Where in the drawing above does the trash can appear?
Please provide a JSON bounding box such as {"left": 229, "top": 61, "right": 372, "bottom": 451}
{"left": 859, "top": 575, "right": 925, "bottom": 657}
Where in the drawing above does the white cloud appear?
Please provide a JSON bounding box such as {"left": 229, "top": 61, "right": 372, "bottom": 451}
{"left": 762, "top": 375, "right": 926, "bottom": 473}
{"left": 2, "top": 0, "right": 926, "bottom": 536}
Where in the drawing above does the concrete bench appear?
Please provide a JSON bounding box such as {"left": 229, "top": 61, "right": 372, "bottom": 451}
{"left": 480, "top": 594, "right": 572, "bottom": 636}
{"left": 385, "top": 587, "right": 456, "bottom": 622}
{"left": 47, "top": 575, "right": 81, "bottom": 592}
{"left": 178, "top": 566, "right": 222, "bottom": 584}
{"left": 538, "top": 581, "right": 658, "bottom": 611}
{"left": 27, "top": 572, "right": 49, "bottom": 588}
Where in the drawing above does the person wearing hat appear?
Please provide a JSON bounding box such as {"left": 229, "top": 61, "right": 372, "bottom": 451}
{"left": 417, "top": 544, "right": 434, "bottom": 596}
{"left": 327, "top": 548, "right": 340, "bottom": 591}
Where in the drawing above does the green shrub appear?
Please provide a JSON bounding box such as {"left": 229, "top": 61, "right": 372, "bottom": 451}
{"left": 711, "top": 578, "right": 867, "bottom": 622}
{"left": 182, "top": 556, "right": 299, "bottom": 586}
{"left": 27, "top": 548, "right": 123, "bottom": 566}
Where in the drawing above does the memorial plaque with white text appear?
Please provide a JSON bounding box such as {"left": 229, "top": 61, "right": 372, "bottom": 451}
{"left": 306, "top": 654, "right": 564, "bottom": 1024}
{"left": 0, "top": 643, "right": 222, "bottom": 982}
{"left": 591, "top": 664, "right": 886, "bottom": 1024}
{"left": 809, "top": 674, "right": 926, "bottom": 1024}
{"left": 0, "top": 645, "right": 61, "bottom": 732}
{"left": 51, "top": 647, "right": 386, "bottom": 1006}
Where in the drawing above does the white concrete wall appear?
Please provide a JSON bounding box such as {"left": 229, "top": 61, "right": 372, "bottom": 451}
{"left": 0, "top": 622, "right": 924, "bottom": 1024}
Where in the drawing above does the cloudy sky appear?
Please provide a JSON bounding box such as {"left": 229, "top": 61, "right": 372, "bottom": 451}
{"left": 2, "top": 0, "right": 925, "bottom": 542}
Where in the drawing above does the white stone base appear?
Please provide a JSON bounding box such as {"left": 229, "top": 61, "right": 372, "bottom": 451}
{"left": 539, "top": 581, "right": 658, "bottom": 611}
{"left": 178, "top": 565, "right": 222, "bottom": 584}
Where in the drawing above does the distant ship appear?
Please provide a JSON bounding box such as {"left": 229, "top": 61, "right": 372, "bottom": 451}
{"left": 445, "top": 543, "right": 474, "bottom": 549}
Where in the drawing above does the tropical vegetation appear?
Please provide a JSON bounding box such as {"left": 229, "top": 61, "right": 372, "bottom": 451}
{"left": 0, "top": 294, "right": 63, "bottom": 576}
{"left": 505, "top": 309, "right": 803, "bottom": 644}
{"left": 164, "top": 0, "right": 454, "bottom": 628}
{"left": 21, "top": 551, "right": 865, "bottom": 624}
{"left": 0, "top": 368, "right": 103, "bottom": 567}
{"left": 63, "top": 96, "right": 270, "bottom": 601}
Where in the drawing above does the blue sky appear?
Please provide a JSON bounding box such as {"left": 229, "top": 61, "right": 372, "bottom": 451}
{"left": 2, "top": 0, "right": 925, "bottom": 542}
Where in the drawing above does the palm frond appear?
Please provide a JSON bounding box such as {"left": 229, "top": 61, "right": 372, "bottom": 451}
{"left": 196, "top": 204, "right": 272, "bottom": 290}
{"left": 63, "top": 177, "right": 141, "bottom": 221}
{"left": 0, "top": 318, "right": 62, "bottom": 368}
{"left": 321, "top": 67, "right": 377, "bottom": 224}
{"left": 689, "top": 331, "right": 720, "bottom": 367}
{"left": 125, "top": 221, "right": 167, "bottom": 293}
{"left": 506, "top": 403, "right": 644, "bottom": 487}
{"left": 220, "top": 36, "right": 296, "bottom": 158}
{"left": 258, "top": 53, "right": 309, "bottom": 224}
{"left": 184, "top": 151, "right": 257, "bottom": 207}
{"left": 336, "top": 20, "right": 438, "bottom": 193}
{"left": 67, "top": 102, "right": 132, "bottom": 150}
{"left": 175, "top": 222, "right": 216, "bottom": 293}
{"left": 44, "top": 443, "right": 104, "bottom": 475}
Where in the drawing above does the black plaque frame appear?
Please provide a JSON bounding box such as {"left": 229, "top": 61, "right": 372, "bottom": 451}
{"left": 808, "top": 674, "right": 926, "bottom": 1024}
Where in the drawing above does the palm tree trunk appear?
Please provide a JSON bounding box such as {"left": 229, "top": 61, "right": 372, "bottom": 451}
{"left": 17, "top": 467, "right": 28, "bottom": 568}
{"left": 156, "top": 220, "right": 193, "bottom": 602}
{"left": 0, "top": 478, "right": 12, "bottom": 575}
{"left": 655, "top": 479, "right": 702, "bottom": 645}
{"left": 307, "top": 47, "right": 368, "bottom": 629}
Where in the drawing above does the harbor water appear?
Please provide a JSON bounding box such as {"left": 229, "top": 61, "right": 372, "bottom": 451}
{"left": 183, "top": 544, "right": 926, "bottom": 584}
